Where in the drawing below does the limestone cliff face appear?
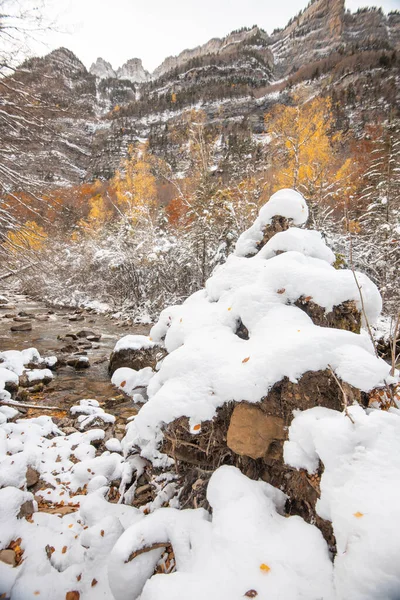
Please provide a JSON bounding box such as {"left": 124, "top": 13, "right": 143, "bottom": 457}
{"left": 3, "top": 1, "right": 399, "bottom": 189}
{"left": 153, "top": 26, "right": 272, "bottom": 79}
{"left": 271, "top": 0, "right": 345, "bottom": 77}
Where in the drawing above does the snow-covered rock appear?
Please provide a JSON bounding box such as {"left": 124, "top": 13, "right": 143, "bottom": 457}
{"left": 121, "top": 190, "right": 390, "bottom": 466}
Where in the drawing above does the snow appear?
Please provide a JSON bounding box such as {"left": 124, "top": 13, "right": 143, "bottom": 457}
{"left": 109, "top": 465, "right": 334, "bottom": 600}
{"left": 111, "top": 367, "right": 154, "bottom": 398}
{"left": 0, "top": 188, "right": 398, "bottom": 600}
{"left": 235, "top": 188, "right": 309, "bottom": 257}
{"left": 70, "top": 399, "right": 116, "bottom": 431}
{"left": 0, "top": 398, "right": 146, "bottom": 599}
{"left": 26, "top": 368, "right": 53, "bottom": 382}
{"left": 122, "top": 190, "right": 387, "bottom": 466}
{"left": 113, "top": 334, "right": 156, "bottom": 353}
{"left": 258, "top": 227, "right": 336, "bottom": 264}
{"left": 285, "top": 405, "right": 400, "bottom": 600}
{"left": 0, "top": 347, "right": 42, "bottom": 376}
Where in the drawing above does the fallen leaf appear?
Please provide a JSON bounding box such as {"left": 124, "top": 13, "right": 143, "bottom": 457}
{"left": 228, "top": 307, "right": 232, "bottom": 311}
{"left": 193, "top": 424, "right": 201, "bottom": 431}
{"left": 242, "top": 357, "right": 250, "bottom": 363}
{"left": 100, "top": 530, "right": 104, "bottom": 537}
{"left": 120, "top": 380, "right": 126, "bottom": 388}
{"left": 354, "top": 512, "right": 364, "bottom": 518}
{"left": 62, "top": 546, "right": 67, "bottom": 554}
{"left": 76, "top": 574, "right": 82, "bottom": 582}
{"left": 244, "top": 592, "right": 258, "bottom": 598}
{"left": 34, "top": 592, "right": 40, "bottom": 596}
{"left": 277, "top": 288, "right": 285, "bottom": 294}
{"left": 260, "top": 563, "right": 271, "bottom": 573}
{"left": 304, "top": 296, "right": 312, "bottom": 302}
{"left": 91, "top": 579, "right": 98, "bottom": 587}
{"left": 66, "top": 593, "right": 80, "bottom": 600}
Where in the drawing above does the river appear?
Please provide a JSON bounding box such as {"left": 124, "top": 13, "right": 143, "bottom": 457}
{"left": 0, "top": 289, "right": 150, "bottom": 424}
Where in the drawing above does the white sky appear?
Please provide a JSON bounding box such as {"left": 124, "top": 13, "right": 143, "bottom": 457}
{"left": 35, "top": 0, "right": 400, "bottom": 73}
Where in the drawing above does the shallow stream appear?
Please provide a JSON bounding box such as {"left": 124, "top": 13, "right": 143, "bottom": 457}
{"left": 0, "top": 290, "right": 150, "bottom": 422}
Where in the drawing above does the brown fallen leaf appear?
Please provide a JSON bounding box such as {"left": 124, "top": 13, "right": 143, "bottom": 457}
{"left": 244, "top": 591, "right": 258, "bottom": 598}
{"left": 100, "top": 530, "right": 104, "bottom": 537}
{"left": 91, "top": 579, "right": 98, "bottom": 587}
{"left": 66, "top": 592, "right": 80, "bottom": 600}
{"left": 193, "top": 424, "right": 201, "bottom": 431}
{"left": 45, "top": 545, "right": 55, "bottom": 559}
{"left": 62, "top": 546, "right": 67, "bottom": 554}
{"left": 260, "top": 563, "right": 271, "bottom": 573}
{"left": 242, "top": 357, "right": 250, "bottom": 363}
{"left": 277, "top": 288, "right": 285, "bottom": 294}
{"left": 76, "top": 574, "right": 82, "bottom": 582}
{"left": 120, "top": 380, "right": 126, "bottom": 388}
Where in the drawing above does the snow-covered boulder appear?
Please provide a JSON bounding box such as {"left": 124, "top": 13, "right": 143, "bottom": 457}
{"left": 109, "top": 335, "right": 161, "bottom": 376}
{"left": 120, "top": 190, "right": 390, "bottom": 469}
{"left": 235, "top": 188, "right": 309, "bottom": 257}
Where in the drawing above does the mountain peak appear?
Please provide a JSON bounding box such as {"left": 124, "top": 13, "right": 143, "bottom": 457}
{"left": 90, "top": 57, "right": 116, "bottom": 79}
{"left": 117, "top": 58, "right": 150, "bottom": 83}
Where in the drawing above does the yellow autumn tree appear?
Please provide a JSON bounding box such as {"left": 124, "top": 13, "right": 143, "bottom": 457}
{"left": 78, "top": 194, "right": 113, "bottom": 235}
{"left": 5, "top": 220, "right": 47, "bottom": 253}
{"left": 113, "top": 142, "right": 158, "bottom": 225}
{"left": 265, "top": 96, "right": 344, "bottom": 205}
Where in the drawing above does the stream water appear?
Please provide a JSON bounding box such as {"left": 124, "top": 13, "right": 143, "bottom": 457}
{"left": 0, "top": 289, "right": 150, "bottom": 423}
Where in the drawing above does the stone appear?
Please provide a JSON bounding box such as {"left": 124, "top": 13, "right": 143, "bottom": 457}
{"left": 60, "top": 344, "right": 79, "bottom": 354}
{"left": 11, "top": 322, "right": 32, "bottom": 332}
{"left": 67, "top": 357, "right": 90, "bottom": 369}
{"left": 294, "top": 298, "right": 361, "bottom": 333}
{"left": 17, "top": 499, "right": 35, "bottom": 519}
{"left": 227, "top": 403, "right": 285, "bottom": 460}
{"left": 65, "top": 333, "right": 78, "bottom": 340}
{"left": 77, "top": 341, "right": 92, "bottom": 348}
{"left": 26, "top": 466, "right": 40, "bottom": 488}
{"left": 68, "top": 315, "right": 84, "bottom": 322}
{"left": 30, "top": 383, "right": 45, "bottom": 393}
{"left": 4, "top": 313, "right": 17, "bottom": 318}
{"left": 35, "top": 314, "right": 50, "bottom": 321}
{"left": 0, "top": 296, "right": 8, "bottom": 305}
{"left": 109, "top": 345, "right": 162, "bottom": 376}
{"left": 61, "top": 426, "right": 78, "bottom": 435}
{"left": 0, "top": 549, "right": 17, "bottom": 567}
{"left": 76, "top": 329, "right": 99, "bottom": 339}
{"left": 4, "top": 379, "right": 18, "bottom": 395}
{"left": 86, "top": 335, "right": 101, "bottom": 342}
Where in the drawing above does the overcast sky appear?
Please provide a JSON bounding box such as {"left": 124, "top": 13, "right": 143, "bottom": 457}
{"left": 35, "top": 0, "right": 399, "bottom": 73}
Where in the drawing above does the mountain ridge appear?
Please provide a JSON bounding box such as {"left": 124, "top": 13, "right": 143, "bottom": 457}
{"left": 2, "top": 0, "right": 399, "bottom": 189}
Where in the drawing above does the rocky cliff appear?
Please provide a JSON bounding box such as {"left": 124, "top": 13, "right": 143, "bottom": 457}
{"left": 2, "top": 0, "right": 399, "bottom": 189}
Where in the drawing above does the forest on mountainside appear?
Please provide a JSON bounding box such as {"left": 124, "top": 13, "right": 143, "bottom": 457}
{"left": 3, "top": 94, "right": 399, "bottom": 317}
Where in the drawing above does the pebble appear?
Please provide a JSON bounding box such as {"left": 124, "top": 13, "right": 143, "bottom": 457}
{"left": 11, "top": 322, "right": 32, "bottom": 332}
{"left": 26, "top": 466, "right": 40, "bottom": 488}
{"left": 0, "top": 549, "right": 17, "bottom": 567}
